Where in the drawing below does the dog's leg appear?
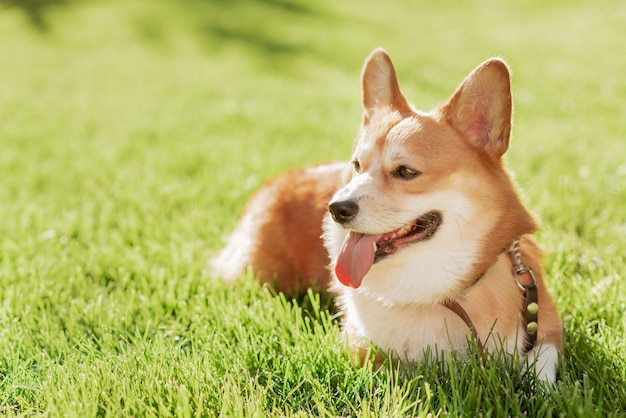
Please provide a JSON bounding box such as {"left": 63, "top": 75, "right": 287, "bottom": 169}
{"left": 526, "top": 342, "right": 560, "bottom": 383}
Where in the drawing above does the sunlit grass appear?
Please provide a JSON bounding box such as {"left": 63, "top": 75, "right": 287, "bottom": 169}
{"left": 0, "top": 0, "right": 624, "bottom": 415}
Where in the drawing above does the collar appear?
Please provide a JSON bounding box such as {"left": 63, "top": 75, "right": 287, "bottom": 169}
{"left": 442, "top": 236, "right": 540, "bottom": 354}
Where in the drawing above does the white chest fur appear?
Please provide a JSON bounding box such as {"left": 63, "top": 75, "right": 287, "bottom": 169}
{"left": 337, "top": 289, "right": 476, "bottom": 359}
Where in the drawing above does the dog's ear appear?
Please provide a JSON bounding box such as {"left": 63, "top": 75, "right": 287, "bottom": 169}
{"left": 440, "top": 58, "right": 512, "bottom": 159}
{"left": 361, "top": 48, "right": 412, "bottom": 120}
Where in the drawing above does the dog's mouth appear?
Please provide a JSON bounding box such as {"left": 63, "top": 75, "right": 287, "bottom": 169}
{"left": 335, "top": 211, "right": 442, "bottom": 289}
{"left": 374, "top": 211, "right": 442, "bottom": 260}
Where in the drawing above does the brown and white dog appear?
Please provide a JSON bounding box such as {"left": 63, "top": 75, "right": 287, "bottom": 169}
{"left": 211, "top": 49, "right": 562, "bottom": 382}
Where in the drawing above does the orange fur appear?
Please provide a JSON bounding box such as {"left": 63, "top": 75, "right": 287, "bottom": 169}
{"left": 211, "top": 49, "right": 562, "bottom": 382}
{"left": 211, "top": 162, "right": 348, "bottom": 292}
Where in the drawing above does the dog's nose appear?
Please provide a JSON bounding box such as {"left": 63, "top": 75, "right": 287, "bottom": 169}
{"left": 329, "top": 200, "right": 359, "bottom": 224}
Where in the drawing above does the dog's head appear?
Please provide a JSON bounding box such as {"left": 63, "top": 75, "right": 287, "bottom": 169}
{"left": 325, "top": 49, "right": 536, "bottom": 304}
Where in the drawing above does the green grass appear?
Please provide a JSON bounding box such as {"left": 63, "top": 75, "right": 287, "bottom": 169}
{"left": 1, "top": 0, "right": 625, "bottom": 415}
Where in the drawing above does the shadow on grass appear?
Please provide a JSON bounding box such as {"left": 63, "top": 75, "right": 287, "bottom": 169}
{"left": 53, "top": 0, "right": 333, "bottom": 78}
{"left": 145, "top": 0, "right": 326, "bottom": 66}
{"left": 0, "top": 0, "right": 72, "bottom": 31}
{"left": 559, "top": 325, "right": 626, "bottom": 411}
{"left": 6, "top": 0, "right": 332, "bottom": 70}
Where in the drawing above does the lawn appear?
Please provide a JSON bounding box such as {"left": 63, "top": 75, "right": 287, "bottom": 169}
{"left": 1, "top": 0, "right": 625, "bottom": 415}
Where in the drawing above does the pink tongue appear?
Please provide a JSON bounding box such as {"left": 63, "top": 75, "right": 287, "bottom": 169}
{"left": 335, "top": 231, "right": 379, "bottom": 288}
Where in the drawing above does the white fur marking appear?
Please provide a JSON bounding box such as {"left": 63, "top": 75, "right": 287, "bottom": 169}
{"left": 326, "top": 189, "right": 481, "bottom": 305}
{"left": 209, "top": 210, "right": 261, "bottom": 281}
{"left": 526, "top": 343, "right": 559, "bottom": 383}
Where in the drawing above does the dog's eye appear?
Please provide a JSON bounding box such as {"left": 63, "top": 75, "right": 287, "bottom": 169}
{"left": 393, "top": 165, "right": 421, "bottom": 180}
{"left": 352, "top": 160, "right": 361, "bottom": 172}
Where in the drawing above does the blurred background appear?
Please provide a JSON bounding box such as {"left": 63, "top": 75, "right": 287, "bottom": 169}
{"left": 2, "top": 0, "right": 624, "bottom": 247}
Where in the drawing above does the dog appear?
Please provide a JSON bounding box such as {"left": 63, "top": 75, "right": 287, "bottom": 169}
{"left": 211, "top": 49, "right": 562, "bottom": 382}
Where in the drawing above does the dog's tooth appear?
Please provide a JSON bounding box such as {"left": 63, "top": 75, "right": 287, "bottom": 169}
{"left": 373, "top": 242, "right": 378, "bottom": 252}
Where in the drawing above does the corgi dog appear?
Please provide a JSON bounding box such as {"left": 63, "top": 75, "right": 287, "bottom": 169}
{"left": 211, "top": 49, "right": 562, "bottom": 382}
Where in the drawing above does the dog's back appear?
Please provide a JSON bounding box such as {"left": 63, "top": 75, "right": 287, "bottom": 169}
{"left": 210, "top": 162, "right": 348, "bottom": 292}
